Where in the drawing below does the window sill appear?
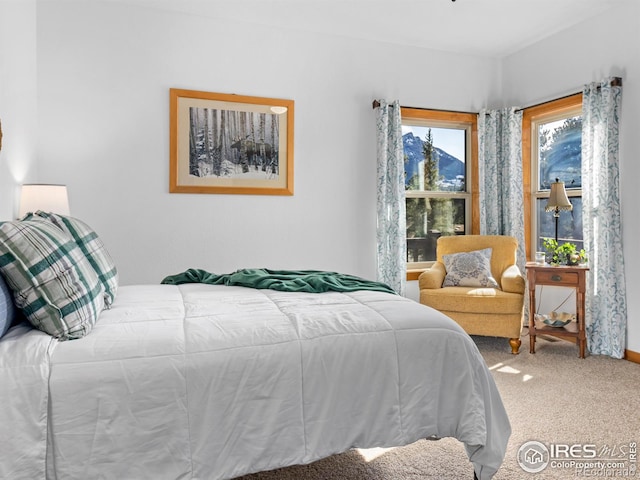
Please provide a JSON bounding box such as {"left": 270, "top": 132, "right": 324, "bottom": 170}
{"left": 406, "top": 269, "right": 426, "bottom": 282}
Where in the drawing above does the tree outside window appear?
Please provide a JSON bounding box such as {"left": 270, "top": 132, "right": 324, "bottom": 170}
{"left": 401, "top": 108, "right": 476, "bottom": 274}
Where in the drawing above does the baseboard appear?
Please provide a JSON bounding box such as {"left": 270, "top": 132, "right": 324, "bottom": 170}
{"left": 624, "top": 349, "right": 640, "bottom": 364}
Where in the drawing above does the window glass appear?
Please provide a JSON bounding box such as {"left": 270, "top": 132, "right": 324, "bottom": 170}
{"left": 401, "top": 115, "right": 473, "bottom": 270}
{"left": 406, "top": 197, "right": 466, "bottom": 262}
{"left": 535, "top": 197, "right": 583, "bottom": 252}
{"left": 529, "top": 102, "right": 583, "bottom": 255}
{"left": 537, "top": 116, "right": 582, "bottom": 190}
{"left": 403, "top": 127, "right": 466, "bottom": 193}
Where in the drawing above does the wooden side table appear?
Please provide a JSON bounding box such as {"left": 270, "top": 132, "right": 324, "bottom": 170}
{"left": 525, "top": 262, "right": 589, "bottom": 358}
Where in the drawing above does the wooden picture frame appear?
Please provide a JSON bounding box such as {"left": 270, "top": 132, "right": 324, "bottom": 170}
{"left": 170, "top": 89, "right": 294, "bottom": 195}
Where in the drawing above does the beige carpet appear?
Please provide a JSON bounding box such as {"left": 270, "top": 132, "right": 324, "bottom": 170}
{"left": 234, "top": 331, "right": 640, "bottom": 479}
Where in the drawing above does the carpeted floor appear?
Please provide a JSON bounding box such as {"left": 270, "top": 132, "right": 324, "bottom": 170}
{"left": 234, "top": 331, "right": 640, "bottom": 479}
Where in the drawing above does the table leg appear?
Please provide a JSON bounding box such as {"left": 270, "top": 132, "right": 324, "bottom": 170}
{"left": 577, "top": 291, "right": 586, "bottom": 358}
{"left": 529, "top": 288, "right": 536, "bottom": 354}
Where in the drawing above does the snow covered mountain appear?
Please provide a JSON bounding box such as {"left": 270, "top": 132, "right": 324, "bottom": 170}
{"left": 402, "top": 132, "right": 465, "bottom": 187}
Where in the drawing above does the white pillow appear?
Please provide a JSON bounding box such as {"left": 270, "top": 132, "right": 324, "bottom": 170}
{"left": 442, "top": 247, "right": 499, "bottom": 288}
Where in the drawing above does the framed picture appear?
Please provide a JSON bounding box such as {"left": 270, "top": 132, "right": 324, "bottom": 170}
{"left": 170, "top": 89, "right": 294, "bottom": 195}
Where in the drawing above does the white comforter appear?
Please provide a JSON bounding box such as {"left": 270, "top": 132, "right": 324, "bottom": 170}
{"left": 0, "top": 284, "right": 510, "bottom": 479}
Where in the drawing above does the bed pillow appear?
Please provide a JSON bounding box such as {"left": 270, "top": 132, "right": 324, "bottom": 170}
{"left": 0, "top": 220, "right": 105, "bottom": 340}
{"left": 0, "top": 273, "right": 16, "bottom": 338}
{"left": 26, "top": 211, "right": 118, "bottom": 307}
{"left": 442, "top": 247, "right": 499, "bottom": 288}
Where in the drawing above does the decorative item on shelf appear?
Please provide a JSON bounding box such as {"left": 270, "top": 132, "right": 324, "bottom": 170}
{"left": 18, "top": 184, "right": 70, "bottom": 218}
{"left": 545, "top": 178, "right": 573, "bottom": 243}
{"left": 535, "top": 284, "right": 575, "bottom": 328}
{"left": 535, "top": 311, "right": 576, "bottom": 328}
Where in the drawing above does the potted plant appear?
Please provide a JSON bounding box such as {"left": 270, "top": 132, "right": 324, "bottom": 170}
{"left": 542, "top": 238, "right": 587, "bottom": 266}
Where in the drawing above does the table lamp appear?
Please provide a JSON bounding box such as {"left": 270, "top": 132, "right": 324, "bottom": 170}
{"left": 18, "top": 184, "right": 70, "bottom": 218}
{"left": 545, "top": 178, "right": 572, "bottom": 243}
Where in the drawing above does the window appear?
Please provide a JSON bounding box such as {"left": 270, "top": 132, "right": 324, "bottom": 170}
{"left": 523, "top": 94, "right": 583, "bottom": 259}
{"left": 401, "top": 108, "right": 478, "bottom": 277}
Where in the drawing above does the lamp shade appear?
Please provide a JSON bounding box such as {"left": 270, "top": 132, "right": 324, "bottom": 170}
{"left": 19, "top": 184, "right": 70, "bottom": 218}
{"left": 545, "top": 179, "right": 573, "bottom": 213}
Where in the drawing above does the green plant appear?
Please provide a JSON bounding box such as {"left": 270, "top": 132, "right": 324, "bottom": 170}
{"left": 542, "top": 239, "right": 587, "bottom": 265}
{"left": 542, "top": 238, "right": 560, "bottom": 265}
{"left": 578, "top": 248, "right": 588, "bottom": 264}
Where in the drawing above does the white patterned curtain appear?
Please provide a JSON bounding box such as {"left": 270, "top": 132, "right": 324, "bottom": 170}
{"left": 375, "top": 100, "right": 406, "bottom": 295}
{"left": 582, "top": 78, "right": 626, "bottom": 358}
{"left": 478, "top": 108, "right": 526, "bottom": 272}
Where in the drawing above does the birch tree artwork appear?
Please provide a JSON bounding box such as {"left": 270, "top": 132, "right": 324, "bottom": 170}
{"left": 170, "top": 89, "right": 294, "bottom": 195}
{"left": 189, "top": 108, "right": 280, "bottom": 180}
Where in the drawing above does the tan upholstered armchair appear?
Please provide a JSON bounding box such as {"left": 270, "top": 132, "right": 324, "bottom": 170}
{"left": 418, "top": 235, "right": 525, "bottom": 354}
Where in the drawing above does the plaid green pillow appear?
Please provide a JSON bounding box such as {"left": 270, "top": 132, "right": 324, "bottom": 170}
{"left": 26, "top": 211, "right": 118, "bottom": 307}
{"left": 0, "top": 220, "right": 105, "bottom": 340}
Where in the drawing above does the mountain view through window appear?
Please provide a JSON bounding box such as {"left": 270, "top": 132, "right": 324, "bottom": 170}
{"left": 402, "top": 125, "right": 469, "bottom": 265}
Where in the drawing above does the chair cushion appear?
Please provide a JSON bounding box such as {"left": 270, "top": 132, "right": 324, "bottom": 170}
{"left": 442, "top": 248, "right": 499, "bottom": 288}
{"left": 421, "top": 286, "right": 524, "bottom": 314}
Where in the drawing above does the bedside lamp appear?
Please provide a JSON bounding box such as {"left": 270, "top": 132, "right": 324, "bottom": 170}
{"left": 18, "top": 184, "right": 70, "bottom": 218}
{"left": 545, "top": 178, "right": 572, "bottom": 243}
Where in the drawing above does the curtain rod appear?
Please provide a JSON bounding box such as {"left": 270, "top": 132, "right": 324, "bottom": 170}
{"left": 513, "top": 91, "right": 581, "bottom": 113}
{"left": 515, "top": 77, "right": 622, "bottom": 113}
{"left": 374, "top": 77, "right": 622, "bottom": 115}
{"left": 372, "top": 100, "right": 476, "bottom": 115}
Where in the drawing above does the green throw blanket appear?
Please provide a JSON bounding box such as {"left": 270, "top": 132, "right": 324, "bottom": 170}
{"left": 161, "top": 268, "right": 397, "bottom": 295}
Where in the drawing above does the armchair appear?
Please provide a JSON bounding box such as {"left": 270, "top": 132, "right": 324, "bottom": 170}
{"left": 418, "top": 235, "right": 525, "bottom": 354}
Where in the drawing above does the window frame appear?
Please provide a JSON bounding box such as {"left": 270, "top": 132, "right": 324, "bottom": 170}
{"left": 401, "top": 108, "right": 479, "bottom": 281}
{"left": 522, "top": 94, "right": 583, "bottom": 261}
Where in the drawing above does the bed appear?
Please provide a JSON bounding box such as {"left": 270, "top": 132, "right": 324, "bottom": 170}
{"left": 0, "top": 215, "right": 511, "bottom": 480}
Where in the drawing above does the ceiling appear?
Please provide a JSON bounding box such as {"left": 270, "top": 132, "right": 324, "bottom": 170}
{"left": 115, "top": 0, "right": 634, "bottom": 57}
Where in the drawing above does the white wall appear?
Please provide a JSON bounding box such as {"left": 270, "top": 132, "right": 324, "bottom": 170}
{"left": 501, "top": 2, "right": 640, "bottom": 353}
{"left": 0, "top": 0, "right": 38, "bottom": 220}
{"left": 35, "top": 1, "right": 500, "bottom": 286}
